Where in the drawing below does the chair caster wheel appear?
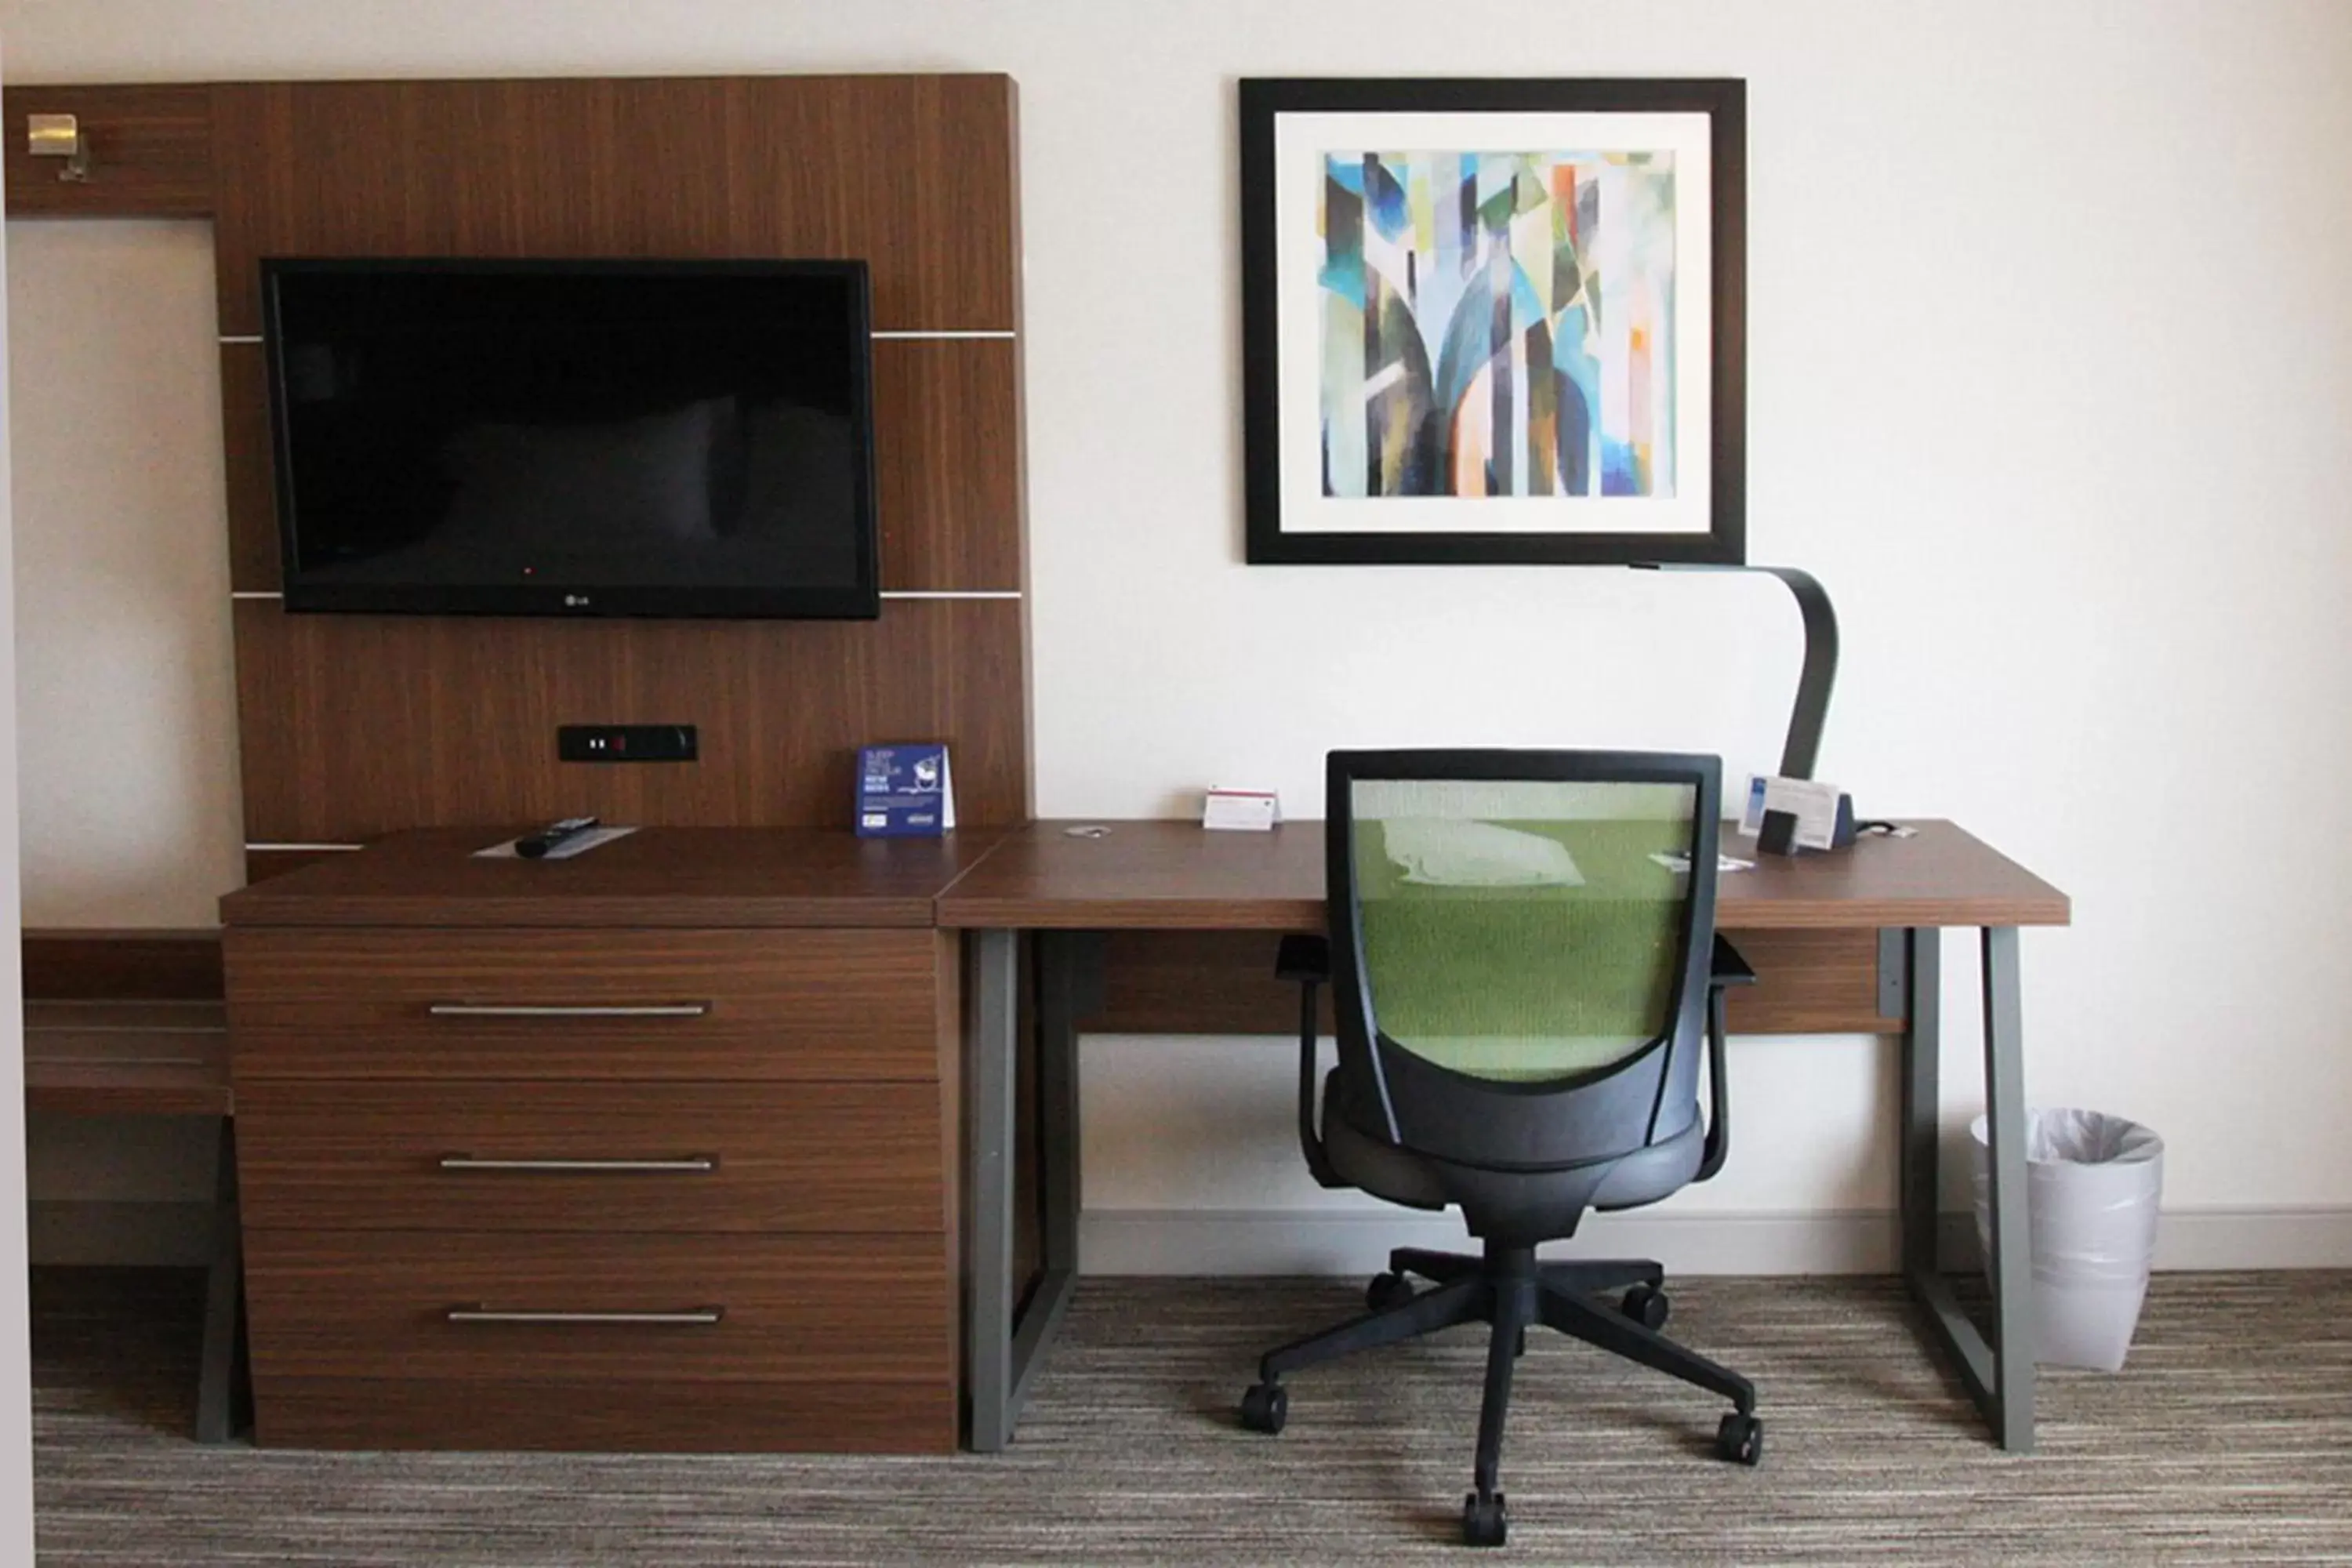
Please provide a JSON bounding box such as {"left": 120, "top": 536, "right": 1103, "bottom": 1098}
{"left": 1715, "top": 1410, "right": 1763, "bottom": 1465}
{"left": 1621, "top": 1283, "right": 1670, "bottom": 1330}
{"left": 1240, "top": 1381, "right": 1287, "bottom": 1434}
{"left": 1366, "top": 1271, "right": 1416, "bottom": 1312}
{"left": 1461, "top": 1490, "right": 1508, "bottom": 1547}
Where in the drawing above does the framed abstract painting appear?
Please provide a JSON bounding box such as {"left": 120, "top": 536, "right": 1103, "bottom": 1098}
{"left": 1240, "top": 78, "right": 1745, "bottom": 565}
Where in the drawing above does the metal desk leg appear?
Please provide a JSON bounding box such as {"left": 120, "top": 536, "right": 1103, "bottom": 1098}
{"left": 1899, "top": 923, "right": 2037, "bottom": 1452}
{"left": 194, "top": 1116, "right": 249, "bottom": 1444}
{"left": 1980, "top": 926, "right": 2037, "bottom": 1450}
{"left": 1036, "top": 931, "right": 1087, "bottom": 1283}
{"left": 1895, "top": 927, "right": 1940, "bottom": 1283}
{"left": 965, "top": 928, "right": 1087, "bottom": 1452}
{"left": 967, "top": 927, "right": 1018, "bottom": 1450}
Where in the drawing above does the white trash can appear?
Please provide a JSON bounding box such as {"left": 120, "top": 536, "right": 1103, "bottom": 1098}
{"left": 1969, "top": 1108, "right": 2163, "bottom": 1371}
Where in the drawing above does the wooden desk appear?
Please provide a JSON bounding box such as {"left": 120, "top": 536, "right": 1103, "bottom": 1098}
{"left": 937, "top": 818, "right": 2071, "bottom": 1454}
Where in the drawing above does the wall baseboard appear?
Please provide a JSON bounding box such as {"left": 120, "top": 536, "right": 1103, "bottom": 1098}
{"left": 28, "top": 1200, "right": 216, "bottom": 1267}
{"left": 1080, "top": 1205, "right": 2352, "bottom": 1276}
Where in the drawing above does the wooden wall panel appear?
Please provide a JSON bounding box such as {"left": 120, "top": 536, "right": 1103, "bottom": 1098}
{"left": 1, "top": 85, "right": 214, "bottom": 219}
{"left": 873, "top": 339, "right": 1023, "bottom": 590}
{"left": 219, "top": 336, "right": 1022, "bottom": 597}
{"left": 219, "top": 343, "right": 278, "bottom": 591}
{"left": 233, "top": 597, "right": 1026, "bottom": 838}
{"left": 207, "top": 76, "right": 1017, "bottom": 334}
{"left": 191, "top": 72, "right": 1031, "bottom": 851}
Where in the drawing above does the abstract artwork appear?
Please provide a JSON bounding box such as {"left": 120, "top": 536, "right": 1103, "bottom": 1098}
{"left": 1241, "top": 79, "right": 1746, "bottom": 565}
{"left": 1319, "top": 150, "right": 1676, "bottom": 502}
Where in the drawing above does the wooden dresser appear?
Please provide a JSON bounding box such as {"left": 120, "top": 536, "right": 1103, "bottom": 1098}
{"left": 219, "top": 827, "right": 993, "bottom": 1453}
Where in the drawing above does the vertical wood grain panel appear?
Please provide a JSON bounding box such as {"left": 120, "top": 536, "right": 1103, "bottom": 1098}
{"left": 218, "top": 342, "right": 278, "bottom": 592}
{"left": 232, "top": 597, "right": 1026, "bottom": 838}
{"left": 198, "top": 72, "right": 1029, "bottom": 851}
{"left": 209, "top": 76, "right": 1016, "bottom": 334}
{"left": 873, "top": 339, "right": 1022, "bottom": 590}
{"left": 1, "top": 85, "right": 214, "bottom": 218}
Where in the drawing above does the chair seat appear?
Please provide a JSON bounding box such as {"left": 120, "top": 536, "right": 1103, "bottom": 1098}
{"left": 1322, "top": 1069, "right": 1707, "bottom": 1241}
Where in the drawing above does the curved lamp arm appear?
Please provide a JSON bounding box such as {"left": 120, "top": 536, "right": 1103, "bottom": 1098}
{"left": 1631, "top": 563, "right": 1838, "bottom": 782}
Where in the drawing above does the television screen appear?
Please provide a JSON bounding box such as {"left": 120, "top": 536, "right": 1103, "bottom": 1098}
{"left": 261, "top": 258, "right": 880, "bottom": 619}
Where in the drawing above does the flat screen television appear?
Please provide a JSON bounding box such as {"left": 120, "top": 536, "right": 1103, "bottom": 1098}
{"left": 261, "top": 257, "right": 880, "bottom": 619}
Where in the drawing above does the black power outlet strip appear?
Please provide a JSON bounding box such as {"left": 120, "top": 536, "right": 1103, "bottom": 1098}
{"left": 557, "top": 724, "right": 699, "bottom": 763}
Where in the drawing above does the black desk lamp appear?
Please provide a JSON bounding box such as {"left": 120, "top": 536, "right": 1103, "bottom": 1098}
{"left": 1629, "top": 563, "right": 1838, "bottom": 782}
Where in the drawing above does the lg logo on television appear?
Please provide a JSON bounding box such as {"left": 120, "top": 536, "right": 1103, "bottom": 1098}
{"left": 563, "top": 594, "right": 592, "bottom": 608}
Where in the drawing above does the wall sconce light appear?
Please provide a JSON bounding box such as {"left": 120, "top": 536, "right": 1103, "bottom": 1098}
{"left": 27, "top": 114, "right": 92, "bottom": 182}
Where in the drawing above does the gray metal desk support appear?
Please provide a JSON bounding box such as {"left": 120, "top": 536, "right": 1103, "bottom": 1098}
{"left": 1893, "top": 924, "right": 2036, "bottom": 1451}
{"left": 967, "top": 928, "right": 1089, "bottom": 1452}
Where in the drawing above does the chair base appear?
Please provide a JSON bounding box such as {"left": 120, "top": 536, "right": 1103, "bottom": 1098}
{"left": 1243, "top": 1242, "right": 1758, "bottom": 1545}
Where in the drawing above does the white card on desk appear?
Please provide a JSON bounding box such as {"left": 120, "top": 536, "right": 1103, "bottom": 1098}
{"left": 1759, "top": 777, "right": 1842, "bottom": 851}
{"left": 1203, "top": 787, "right": 1281, "bottom": 832}
{"left": 474, "top": 826, "right": 639, "bottom": 859}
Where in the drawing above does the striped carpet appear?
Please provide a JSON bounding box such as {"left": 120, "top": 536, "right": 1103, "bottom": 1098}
{"left": 31, "top": 1267, "right": 2352, "bottom": 1563}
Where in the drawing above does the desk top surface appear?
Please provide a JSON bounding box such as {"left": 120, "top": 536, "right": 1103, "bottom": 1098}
{"left": 934, "top": 818, "right": 2071, "bottom": 932}
{"left": 220, "top": 826, "right": 1007, "bottom": 928}
{"left": 219, "top": 818, "right": 2070, "bottom": 934}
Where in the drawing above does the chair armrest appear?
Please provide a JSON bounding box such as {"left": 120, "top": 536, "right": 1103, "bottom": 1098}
{"left": 1273, "top": 935, "right": 1344, "bottom": 1189}
{"left": 1276, "top": 934, "right": 1330, "bottom": 985}
{"left": 1696, "top": 934, "right": 1748, "bottom": 1183}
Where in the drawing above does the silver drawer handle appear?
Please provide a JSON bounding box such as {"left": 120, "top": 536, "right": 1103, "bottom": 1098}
{"left": 26, "top": 1054, "right": 210, "bottom": 1068}
{"left": 445, "top": 1306, "right": 724, "bottom": 1326}
{"left": 437, "top": 1155, "right": 717, "bottom": 1174}
{"left": 426, "top": 1003, "right": 710, "bottom": 1018}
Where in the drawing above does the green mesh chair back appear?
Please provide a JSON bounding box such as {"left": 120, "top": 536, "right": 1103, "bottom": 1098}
{"left": 1325, "top": 750, "right": 1722, "bottom": 1173}
{"left": 1349, "top": 776, "right": 1699, "bottom": 1082}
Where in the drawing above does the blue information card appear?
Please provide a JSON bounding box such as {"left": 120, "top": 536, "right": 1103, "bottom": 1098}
{"left": 855, "top": 744, "right": 956, "bottom": 838}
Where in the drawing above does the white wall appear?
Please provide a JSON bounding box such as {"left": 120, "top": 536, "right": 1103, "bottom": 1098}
{"left": 8, "top": 222, "right": 240, "bottom": 928}
{"left": 6, "top": 0, "right": 2352, "bottom": 1269}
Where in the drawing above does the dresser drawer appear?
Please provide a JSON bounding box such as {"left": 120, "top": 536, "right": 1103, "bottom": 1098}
{"left": 225, "top": 927, "right": 952, "bottom": 1080}
{"left": 238, "top": 1080, "right": 953, "bottom": 1233}
{"left": 251, "top": 1374, "right": 953, "bottom": 1453}
{"left": 243, "top": 1229, "right": 955, "bottom": 1387}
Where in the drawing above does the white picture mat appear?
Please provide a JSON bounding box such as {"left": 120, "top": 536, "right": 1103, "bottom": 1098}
{"left": 1271, "top": 109, "right": 1715, "bottom": 536}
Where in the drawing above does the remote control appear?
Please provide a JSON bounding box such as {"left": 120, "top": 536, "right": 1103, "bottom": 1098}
{"left": 514, "top": 815, "right": 601, "bottom": 859}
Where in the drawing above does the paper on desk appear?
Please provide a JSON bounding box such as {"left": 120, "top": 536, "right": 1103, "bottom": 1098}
{"left": 473, "top": 826, "right": 639, "bottom": 859}
{"left": 1650, "top": 851, "right": 1755, "bottom": 875}
{"left": 1760, "top": 776, "right": 1842, "bottom": 851}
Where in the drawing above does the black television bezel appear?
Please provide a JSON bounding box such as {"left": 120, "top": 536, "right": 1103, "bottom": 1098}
{"left": 260, "top": 256, "right": 883, "bottom": 621}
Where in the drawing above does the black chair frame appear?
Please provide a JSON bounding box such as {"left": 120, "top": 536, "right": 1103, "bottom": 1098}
{"left": 1241, "top": 750, "right": 1762, "bottom": 1547}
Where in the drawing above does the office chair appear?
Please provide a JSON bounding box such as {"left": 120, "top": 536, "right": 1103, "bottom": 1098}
{"left": 1238, "top": 750, "right": 1761, "bottom": 1548}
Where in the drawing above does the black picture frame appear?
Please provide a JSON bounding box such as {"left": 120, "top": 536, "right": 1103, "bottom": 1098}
{"left": 1240, "top": 78, "right": 1746, "bottom": 566}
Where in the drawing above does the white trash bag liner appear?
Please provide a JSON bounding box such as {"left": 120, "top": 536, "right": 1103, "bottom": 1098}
{"left": 1970, "top": 1108, "right": 2163, "bottom": 1372}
